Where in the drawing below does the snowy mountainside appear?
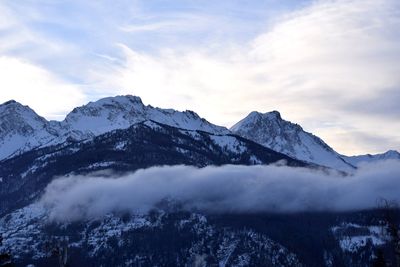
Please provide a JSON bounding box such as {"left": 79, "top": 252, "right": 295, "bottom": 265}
{"left": 63, "top": 95, "right": 229, "bottom": 136}
{"left": 1, "top": 201, "right": 398, "bottom": 267}
{"left": 342, "top": 150, "right": 400, "bottom": 166}
{"left": 0, "top": 203, "right": 302, "bottom": 267}
{"left": 230, "top": 111, "right": 355, "bottom": 172}
{"left": 0, "top": 120, "right": 306, "bottom": 216}
{"left": 0, "top": 96, "right": 229, "bottom": 160}
{"left": 0, "top": 101, "right": 60, "bottom": 160}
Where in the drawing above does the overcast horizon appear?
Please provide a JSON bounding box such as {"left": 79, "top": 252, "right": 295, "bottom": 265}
{"left": 1, "top": 0, "right": 399, "bottom": 155}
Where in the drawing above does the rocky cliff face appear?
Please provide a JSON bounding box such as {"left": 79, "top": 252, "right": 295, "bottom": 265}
{"left": 0, "top": 95, "right": 229, "bottom": 161}
{"left": 230, "top": 111, "right": 355, "bottom": 171}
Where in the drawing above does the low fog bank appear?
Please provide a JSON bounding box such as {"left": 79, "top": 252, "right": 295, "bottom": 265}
{"left": 40, "top": 160, "right": 400, "bottom": 221}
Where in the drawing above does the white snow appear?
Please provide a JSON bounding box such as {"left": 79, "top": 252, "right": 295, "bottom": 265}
{"left": 63, "top": 95, "right": 229, "bottom": 136}
{"left": 209, "top": 135, "right": 247, "bottom": 153}
{"left": 332, "top": 223, "right": 388, "bottom": 253}
{"left": 230, "top": 111, "right": 356, "bottom": 172}
{"left": 0, "top": 96, "right": 229, "bottom": 161}
{"left": 342, "top": 150, "right": 400, "bottom": 166}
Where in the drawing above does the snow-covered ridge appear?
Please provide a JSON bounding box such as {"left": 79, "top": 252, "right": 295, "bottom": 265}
{"left": 342, "top": 150, "right": 400, "bottom": 166}
{"left": 230, "top": 111, "right": 356, "bottom": 172}
{"left": 1, "top": 96, "right": 398, "bottom": 171}
{"left": 0, "top": 100, "right": 61, "bottom": 160}
{"left": 0, "top": 95, "right": 229, "bottom": 160}
{"left": 64, "top": 95, "right": 229, "bottom": 136}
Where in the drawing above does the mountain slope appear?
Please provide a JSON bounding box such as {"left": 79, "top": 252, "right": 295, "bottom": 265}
{"left": 0, "top": 100, "right": 61, "bottom": 160}
{"left": 63, "top": 95, "right": 229, "bottom": 136}
{"left": 342, "top": 150, "right": 400, "bottom": 166}
{"left": 1, "top": 201, "right": 397, "bottom": 267}
{"left": 0, "top": 120, "right": 307, "bottom": 216}
{"left": 0, "top": 203, "right": 303, "bottom": 267}
{"left": 0, "top": 96, "right": 229, "bottom": 161}
{"left": 230, "top": 111, "right": 355, "bottom": 172}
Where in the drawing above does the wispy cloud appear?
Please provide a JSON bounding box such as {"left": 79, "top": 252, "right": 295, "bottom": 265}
{"left": 0, "top": 0, "right": 399, "bottom": 154}
{"left": 94, "top": 0, "right": 400, "bottom": 154}
{"left": 0, "top": 56, "right": 85, "bottom": 119}
{"left": 40, "top": 161, "right": 400, "bottom": 222}
{"left": 120, "top": 21, "right": 180, "bottom": 32}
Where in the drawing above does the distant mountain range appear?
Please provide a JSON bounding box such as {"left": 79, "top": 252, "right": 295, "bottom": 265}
{"left": 0, "top": 96, "right": 228, "bottom": 161}
{"left": 1, "top": 95, "right": 398, "bottom": 169}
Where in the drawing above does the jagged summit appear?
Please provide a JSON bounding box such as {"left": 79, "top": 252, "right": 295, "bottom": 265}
{"left": 0, "top": 100, "right": 59, "bottom": 160}
{"left": 0, "top": 95, "right": 229, "bottom": 160}
{"left": 63, "top": 94, "right": 228, "bottom": 136}
{"left": 67, "top": 95, "right": 144, "bottom": 115}
{"left": 230, "top": 110, "right": 355, "bottom": 171}
{"left": 267, "top": 110, "right": 282, "bottom": 119}
{"left": 72, "top": 95, "right": 144, "bottom": 111}
{"left": 1, "top": 97, "right": 397, "bottom": 171}
{"left": 383, "top": 150, "right": 400, "bottom": 157}
{"left": 231, "top": 111, "right": 295, "bottom": 132}
{"left": 0, "top": 101, "right": 47, "bottom": 134}
{"left": 0, "top": 99, "right": 31, "bottom": 112}
{"left": 1, "top": 99, "right": 18, "bottom": 106}
{"left": 248, "top": 110, "right": 281, "bottom": 119}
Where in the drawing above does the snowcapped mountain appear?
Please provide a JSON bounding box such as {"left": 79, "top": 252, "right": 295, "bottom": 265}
{"left": 0, "top": 119, "right": 306, "bottom": 216}
{"left": 230, "top": 111, "right": 355, "bottom": 171}
{"left": 1, "top": 95, "right": 397, "bottom": 170}
{"left": 342, "top": 150, "right": 400, "bottom": 166}
{"left": 1, "top": 97, "right": 399, "bottom": 267}
{"left": 0, "top": 100, "right": 60, "bottom": 160}
{"left": 0, "top": 95, "right": 228, "bottom": 161}
{"left": 63, "top": 95, "right": 229, "bottom": 136}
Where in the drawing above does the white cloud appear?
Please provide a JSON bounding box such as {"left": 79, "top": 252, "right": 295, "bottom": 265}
{"left": 95, "top": 0, "right": 400, "bottom": 155}
{"left": 40, "top": 161, "right": 400, "bottom": 222}
{"left": 0, "top": 0, "right": 399, "bottom": 154}
{"left": 0, "top": 56, "right": 85, "bottom": 119}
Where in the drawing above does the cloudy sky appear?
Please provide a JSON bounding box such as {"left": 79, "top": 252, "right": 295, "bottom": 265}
{"left": 0, "top": 0, "right": 399, "bottom": 155}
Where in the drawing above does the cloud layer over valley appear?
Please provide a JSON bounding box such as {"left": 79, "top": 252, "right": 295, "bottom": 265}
{"left": 40, "top": 161, "right": 400, "bottom": 222}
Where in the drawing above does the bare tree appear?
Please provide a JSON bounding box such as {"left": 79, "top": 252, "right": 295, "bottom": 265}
{"left": 378, "top": 198, "right": 400, "bottom": 267}
{"left": 0, "top": 235, "right": 13, "bottom": 267}
{"left": 45, "top": 236, "right": 69, "bottom": 267}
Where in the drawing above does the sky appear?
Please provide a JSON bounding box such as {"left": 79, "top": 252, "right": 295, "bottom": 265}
{"left": 0, "top": 0, "right": 399, "bottom": 155}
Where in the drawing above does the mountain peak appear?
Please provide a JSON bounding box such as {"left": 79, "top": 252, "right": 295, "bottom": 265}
{"left": 231, "top": 110, "right": 286, "bottom": 133}
{"left": 247, "top": 110, "right": 281, "bottom": 119}
{"left": 231, "top": 110, "right": 355, "bottom": 171}
{"left": 0, "top": 99, "right": 44, "bottom": 123}
{"left": 93, "top": 95, "right": 144, "bottom": 106}
{"left": 383, "top": 150, "right": 400, "bottom": 156}
{"left": 0, "top": 100, "right": 58, "bottom": 160}
{"left": 62, "top": 94, "right": 229, "bottom": 137}
{"left": 0, "top": 95, "right": 229, "bottom": 161}
{"left": 0, "top": 100, "right": 27, "bottom": 111}
{"left": 69, "top": 95, "right": 144, "bottom": 114}
{"left": 264, "top": 110, "right": 282, "bottom": 120}
{"left": 1, "top": 99, "right": 18, "bottom": 106}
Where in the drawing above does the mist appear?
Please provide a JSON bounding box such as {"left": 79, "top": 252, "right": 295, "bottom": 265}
{"left": 40, "top": 161, "right": 400, "bottom": 221}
